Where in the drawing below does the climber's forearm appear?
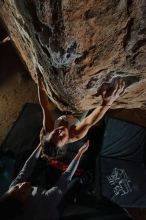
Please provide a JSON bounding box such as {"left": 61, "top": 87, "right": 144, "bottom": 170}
{"left": 70, "top": 105, "right": 110, "bottom": 141}
{"left": 37, "top": 78, "right": 54, "bottom": 133}
{"left": 83, "top": 104, "right": 110, "bottom": 127}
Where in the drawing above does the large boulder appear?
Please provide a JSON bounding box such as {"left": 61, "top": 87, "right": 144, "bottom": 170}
{"left": 0, "top": 0, "right": 146, "bottom": 112}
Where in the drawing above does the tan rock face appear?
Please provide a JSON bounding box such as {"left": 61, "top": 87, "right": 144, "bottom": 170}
{"left": 0, "top": 0, "right": 146, "bottom": 112}
{"left": 0, "top": 41, "right": 38, "bottom": 144}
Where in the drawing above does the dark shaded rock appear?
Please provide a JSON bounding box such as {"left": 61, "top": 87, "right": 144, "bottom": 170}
{"left": 0, "top": 0, "right": 146, "bottom": 112}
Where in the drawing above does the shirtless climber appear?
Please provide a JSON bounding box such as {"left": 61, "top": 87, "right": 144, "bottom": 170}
{"left": 36, "top": 72, "right": 126, "bottom": 159}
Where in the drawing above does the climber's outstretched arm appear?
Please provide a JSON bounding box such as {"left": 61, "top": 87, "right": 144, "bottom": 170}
{"left": 37, "top": 73, "right": 54, "bottom": 133}
{"left": 69, "top": 79, "right": 126, "bottom": 142}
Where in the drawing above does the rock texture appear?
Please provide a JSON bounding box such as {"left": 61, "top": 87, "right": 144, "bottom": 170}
{"left": 0, "top": 41, "right": 38, "bottom": 144}
{"left": 0, "top": 0, "right": 146, "bottom": 112}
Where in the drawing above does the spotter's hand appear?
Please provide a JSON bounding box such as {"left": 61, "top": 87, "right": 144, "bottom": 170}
{"left": 78, "top": 140, "right": 89, "bottom": 155}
